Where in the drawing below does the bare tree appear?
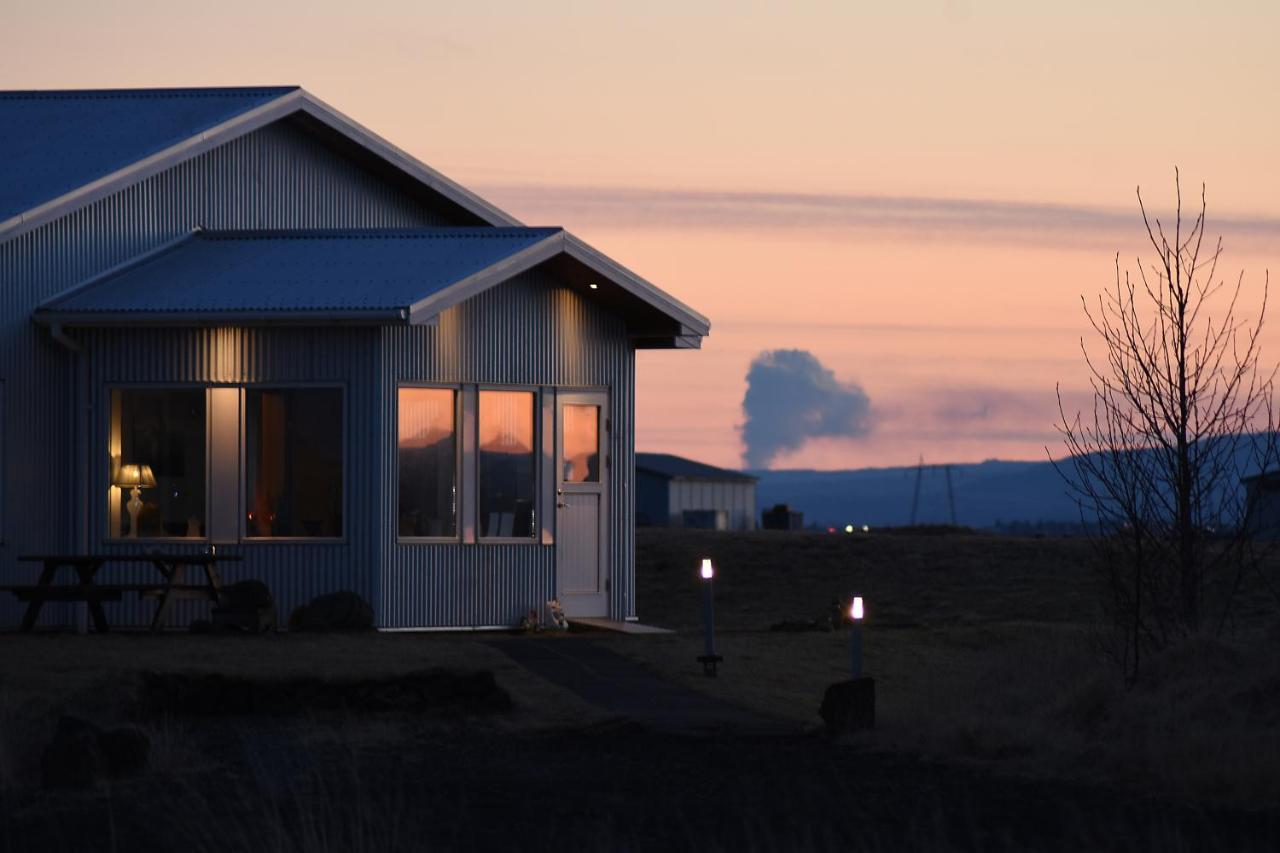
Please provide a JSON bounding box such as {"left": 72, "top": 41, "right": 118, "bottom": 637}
{"left": 1055, "top": 171, "right": 1276, "bottom": 684}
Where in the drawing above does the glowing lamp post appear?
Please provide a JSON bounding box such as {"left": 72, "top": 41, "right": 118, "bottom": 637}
{"left": 819, "top": 594, "right": 876, "bottom": 732}
{"left": 697, "top": 558, "right": 723, "bottom": 676}
{"left": 849, "top": 596, "right": 865, "bottom": 679}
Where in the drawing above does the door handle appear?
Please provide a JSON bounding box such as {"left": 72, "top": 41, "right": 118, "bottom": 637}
{"left": 557, "top": 502, "right": 569, "bottom": 509}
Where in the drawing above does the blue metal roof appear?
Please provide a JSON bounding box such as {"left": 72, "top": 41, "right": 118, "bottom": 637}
{"left": 0, "top": 87, "right": 297, "bottom": 222}
{"left": 636, "top": 453, "right": 757, "bottom": 482}
{"left": 38, "top": 228, "right": 563, "bottom": 322}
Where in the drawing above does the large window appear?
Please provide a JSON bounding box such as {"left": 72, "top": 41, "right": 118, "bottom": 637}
{"left": 246, "top": 388, "right": 343, "bottom": 538}
{"left": 478, "top": 390, "right": 536, "bottom": 539}
{"left": 398, "top": 387, "right": 457, "bottom": 538}
{"left": 110, "top": 388, "right": 206, "bottom": 538}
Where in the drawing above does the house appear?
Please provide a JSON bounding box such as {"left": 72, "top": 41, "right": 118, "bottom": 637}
{"left": 0, "top": 87, "right": 708, "bottom": 630}
{"left": 1242, "top": 469, "right": 1280, "bottom": 538}
{"left": 635, "top": 453, "right": 756, "bottom": 531}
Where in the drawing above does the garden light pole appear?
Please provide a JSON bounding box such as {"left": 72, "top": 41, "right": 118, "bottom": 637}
{"left": 819, "top": 595, "right": 875, "bottom": 732}
{"left": 697, "top": 558, "right": 723, "bottom": 676}
{"left": 850, "top": 596, "right": 864, "bottom": 679}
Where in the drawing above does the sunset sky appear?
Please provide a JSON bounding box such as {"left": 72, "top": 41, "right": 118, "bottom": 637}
{"left": 5, "top": 1, "right": 1278, "bottom": 470}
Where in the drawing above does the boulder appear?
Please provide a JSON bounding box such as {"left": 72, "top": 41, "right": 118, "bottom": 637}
{"left": 41, "top": 716, "right": 104, "bottom": 788}
{"left": 288, "top": 591, "right": 374, "bottom": 632}
{"left": 40, "top": 717, "right": 153, "bottom": 787}
{"left": 98, "top": 726, "right": 150, "bottom": 777}
{"left": 219, "top": 580, "right": 273, "bottom": 611}
{"left": 819, "top": 678, "right": 876, "bottom": 733}
{"left": 212, "top": 579, "right": 278, "bottom": 632}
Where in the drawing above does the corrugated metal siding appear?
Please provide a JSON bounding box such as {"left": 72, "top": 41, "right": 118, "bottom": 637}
{"left": 668, "top": 480, "right": 757, "bottom": 531}
{"left": 77, "top": 325, "right": 381, "bottom": 629}
{"left": 378, "top": 269, "right": 636, "bottom": 626}
{"left": 0, "top": 119, "right": 450, "bottom": 629}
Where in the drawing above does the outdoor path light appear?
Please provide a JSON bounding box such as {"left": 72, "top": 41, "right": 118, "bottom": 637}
{"left": 818, "top": 594, "right": 875, "bottom": 732}
{"left": 697, "top": 558, "right": 723, "bottom": 676}
{"left": 850, "top": 596, "right": 864, "bottom": 679}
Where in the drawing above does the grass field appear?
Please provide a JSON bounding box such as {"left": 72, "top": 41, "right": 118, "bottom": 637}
{"left": 1, "top": 529, "right": 1278, "bottom": 850}
{"left": 614, "top": 528, "right": 1280, "bottom": 809}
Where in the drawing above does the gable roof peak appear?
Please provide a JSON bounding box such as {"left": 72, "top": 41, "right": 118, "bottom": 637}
{"left": 0, "top": 84, "right": 520, "bottom": 239}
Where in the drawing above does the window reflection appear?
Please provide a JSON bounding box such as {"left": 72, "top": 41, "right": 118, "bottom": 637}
{"left": 246, "top": 389, "right": 343, "bottom": 537}
{"left": 398, "top": 388, "right": 457, "bottom": 538}
{"left": 562, "top": 405, "right": 600, "bottom": 483}
{"left": 110, "top": 389, "right": 206, "bottom": 538}
{"left": 478, "top": 390, "right": 536, "bottom": 538}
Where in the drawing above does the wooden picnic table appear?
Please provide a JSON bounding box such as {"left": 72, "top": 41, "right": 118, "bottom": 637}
{"left": 2, "top": 552, "right": 243, "bottom": 633}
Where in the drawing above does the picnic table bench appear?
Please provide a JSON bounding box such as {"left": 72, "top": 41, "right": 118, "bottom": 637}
{"left": 1, "top": 553, "right": 243, "bottom": 633}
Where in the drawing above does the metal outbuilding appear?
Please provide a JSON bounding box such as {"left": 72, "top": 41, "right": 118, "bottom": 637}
{"left": 635, "top": 453, "right": 757, "bottom": 531}
{"left": 0, "top": 87, "right": 708, "bottom": 629}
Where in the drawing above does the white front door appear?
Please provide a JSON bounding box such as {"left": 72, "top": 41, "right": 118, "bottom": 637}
{"left": 555, "top": 392, "right": 608, "bottom": 617}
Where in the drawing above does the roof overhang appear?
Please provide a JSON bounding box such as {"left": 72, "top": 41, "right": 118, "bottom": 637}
{"left": 32, "top": 228, "right": 710, "bottom": 347}
{"left": 0, "top": 89, "right": 521, "bottom": 241}
{"left": 406, "top": 231, "right": 709, "bottom": 343}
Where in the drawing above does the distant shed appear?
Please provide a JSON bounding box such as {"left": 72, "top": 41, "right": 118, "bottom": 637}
{"left": 635, "top": 453, "right": 757, "bottom": 531}
{"left": 1242, "top": 469, "right": 1280, "bottom": 537}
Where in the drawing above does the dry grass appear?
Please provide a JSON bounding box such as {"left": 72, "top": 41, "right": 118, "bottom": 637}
{"left": 609, "top": 528, "right": 1280, "bottom": 809}
{"left": 0, "top": 630, "right": 608, "bottom": 797}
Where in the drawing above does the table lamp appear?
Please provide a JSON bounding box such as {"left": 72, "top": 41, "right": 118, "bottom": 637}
{"left": 115, "top": 463, "right": 156, "bottom": 538}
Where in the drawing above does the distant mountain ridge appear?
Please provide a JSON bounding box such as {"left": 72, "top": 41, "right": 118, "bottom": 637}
{"left": 753, "top": 436, "right": 1276, "bottom": 530}
{"left": 753, "top": 459, "right": 1077, "bottom": 529}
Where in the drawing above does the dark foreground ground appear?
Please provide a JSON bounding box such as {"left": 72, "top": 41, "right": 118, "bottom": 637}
{"left": 3, "top": 528, "right": 1279, "bottom": 851}
{"left": 5, "top": 713, "right": 1279, "bottom": 853}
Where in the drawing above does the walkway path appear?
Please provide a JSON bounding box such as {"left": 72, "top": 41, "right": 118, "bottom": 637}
{"left": 490, "top": 637, "right": 792, "bottom": 735}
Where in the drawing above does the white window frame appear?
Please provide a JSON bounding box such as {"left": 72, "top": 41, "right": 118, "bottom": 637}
{"left": 475, "top": 385, "right": 541, "bottom": 545}
{"left": 104, "top": 383, "right": 211, "bottom": 544}
{"left": 395, "top": 383, "right": 463, "bottom": 544}
{"left": 240, "top": 383, "right": 348, "bottom": 544}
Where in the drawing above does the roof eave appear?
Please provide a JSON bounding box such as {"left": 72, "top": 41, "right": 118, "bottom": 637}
{"left": 32, "top": 307, "right": 412, "bottom": 328}
{"left": 562, "top": 232, "right": 710, "bottom": 338}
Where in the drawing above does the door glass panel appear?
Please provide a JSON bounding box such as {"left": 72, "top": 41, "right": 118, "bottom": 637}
{"left": 562, "top": 405, "right": 600, "bottom": 483}
{"left": 478, "top": 390, "right": 536, "bottom": 538}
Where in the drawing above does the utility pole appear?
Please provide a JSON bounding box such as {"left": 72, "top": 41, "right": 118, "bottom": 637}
{"left": 945, "top": 465, "right": 957, "bottom": 526}
{"left": 909, "top": 455, "right": 924, "bottom": 525}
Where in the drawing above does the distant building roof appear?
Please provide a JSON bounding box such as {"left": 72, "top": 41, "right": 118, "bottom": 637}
{"left": 636, "top": 453, "right": 757, "bottom": 482}
{"left": 0, "top": 87, "right": 298, "bottom": 223}
{"left": 36, "top": 227, "right": 561, "bottom": 325}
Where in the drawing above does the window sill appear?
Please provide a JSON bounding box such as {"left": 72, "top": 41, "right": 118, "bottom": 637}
{"left": 397, "top": 537, "right": 462, "bottom": 545}
{"left": 242, "top": 537, "right": 347, "bottom": 545}
{"left": 476, "top": 538, "right": 543, "bottom": 546}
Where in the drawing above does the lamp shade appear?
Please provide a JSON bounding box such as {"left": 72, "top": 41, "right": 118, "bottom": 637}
{"left": 114, "top": 463, "right": 156, "bottom": 489}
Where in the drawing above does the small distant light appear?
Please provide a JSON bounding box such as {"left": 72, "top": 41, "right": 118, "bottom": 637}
{"left": 588, "top": 282, "right": 599, "bottom": 290}
{"left": 850, "top": 597, "right": 865, "bottom": 621}
{"left": 700, "top": 558, "right": 714, "bottom": 580}
{"left": 826, "top": 526, "right": 836, "bottom": 534}
{"left": 861, "top": 524, "right": 870, "bottom": 533}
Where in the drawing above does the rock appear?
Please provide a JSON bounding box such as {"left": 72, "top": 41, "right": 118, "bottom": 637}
{"left": 213, "top": 580, "right": 278, "bottom": 632}
{"left": 819, "top": 678, "right": 876, "bottom": 733}
{"left": 288, "top": 591, "right": 374, "bottom": 632}
{"left": 41, "top": 716, "right": 104, "bottom": 788}
{"left": 219, "top": 580, "right": 273, "bottom": 610}
{"left": 98, "top": 727, "right": 150, "bottom": 777}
